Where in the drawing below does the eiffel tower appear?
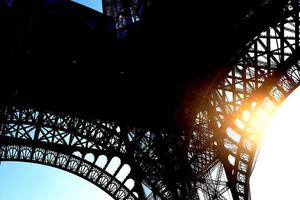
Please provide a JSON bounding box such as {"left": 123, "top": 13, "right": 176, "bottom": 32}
{"left": 0, "top": 0, "right": 297, "bottom": 199}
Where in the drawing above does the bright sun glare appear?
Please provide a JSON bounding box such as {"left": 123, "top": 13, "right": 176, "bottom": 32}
{"left": 250, "top": 86, "right": 300, "bottom": 199}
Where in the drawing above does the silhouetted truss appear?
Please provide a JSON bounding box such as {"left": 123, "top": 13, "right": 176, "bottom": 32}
{"left": 0, "top": 106, "right": 179, "bottom": 200}
{"left": 3, "top": 0, "right": 300, "bottom": 200}
{"left": 192, "top": 0, "right": 300, "bottom": 199}
{"left": 0, "top": 107, "right": 141, "bottom": 200}
{"left": 103, "top": 0, "right": 152, "bottom": 37}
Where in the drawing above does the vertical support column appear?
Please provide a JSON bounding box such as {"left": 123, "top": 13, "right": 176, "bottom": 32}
{"left": 119, "top": 125, "right": 147, "bottom": 200}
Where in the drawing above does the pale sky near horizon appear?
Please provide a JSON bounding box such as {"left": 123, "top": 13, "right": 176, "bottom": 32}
{"left": 251, "top": 86, "right": 300, "bottom": 199}
{"left": 0, "top": 162, "right": 113, "bottom": 200}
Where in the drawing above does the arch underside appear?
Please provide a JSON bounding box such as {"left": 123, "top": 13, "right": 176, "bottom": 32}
{"left": 0, "top": 107, "right": 140, "bottom": 200}
{"left": 0, "top": 144, "right": 136, "bottom": 200}
{"left": 0, "top": 105, "right": 180, "bottom": 200}
{"left": 192, "top": 0, "right": 300, "bottom": 199}
{"left": 2, "top": 1, "right": 300, "bottom": 200}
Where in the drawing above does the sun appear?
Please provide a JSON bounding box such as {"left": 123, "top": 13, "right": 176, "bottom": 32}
{"left": 250, "top": 86, "right": 300, "bottom": 199}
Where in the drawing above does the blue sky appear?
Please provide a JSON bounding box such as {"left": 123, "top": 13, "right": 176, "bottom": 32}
{"left": 0, "top": 162, "right": 113, "bottom": 200}
{"left": 72, "top": 0, "right": 103, "bottom": 12}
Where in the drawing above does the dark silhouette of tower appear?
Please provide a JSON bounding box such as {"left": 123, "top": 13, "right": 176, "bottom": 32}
{"left": 0, "top": 0, "right": 297, "bottom": 199}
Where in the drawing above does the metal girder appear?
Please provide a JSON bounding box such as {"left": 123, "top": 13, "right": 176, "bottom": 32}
{"left": 0, "top": 106, "right": 185, "bottom": 200}
{"left": 3, "top": 1, "right": 300, "bottom": 200}
{"left": 103, "top": 0, "right": 152, "bottom": 37}
{"left": 192, "top": 1, "right": 300, "bottom": 200}
{"left": 0, "top": 106, "right": 143, "bottom": 200}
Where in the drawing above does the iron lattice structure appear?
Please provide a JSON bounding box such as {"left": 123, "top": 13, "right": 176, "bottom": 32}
{"left": 2, "top": 0, "right": 300, "bottom": 200}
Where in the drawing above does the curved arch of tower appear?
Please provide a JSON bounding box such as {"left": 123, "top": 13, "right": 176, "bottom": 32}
{"left": 195, "top": 1, "right": 300, "bottom": 199}
{"left": 1, "top": 0, "right": 300, "bottom": 200}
